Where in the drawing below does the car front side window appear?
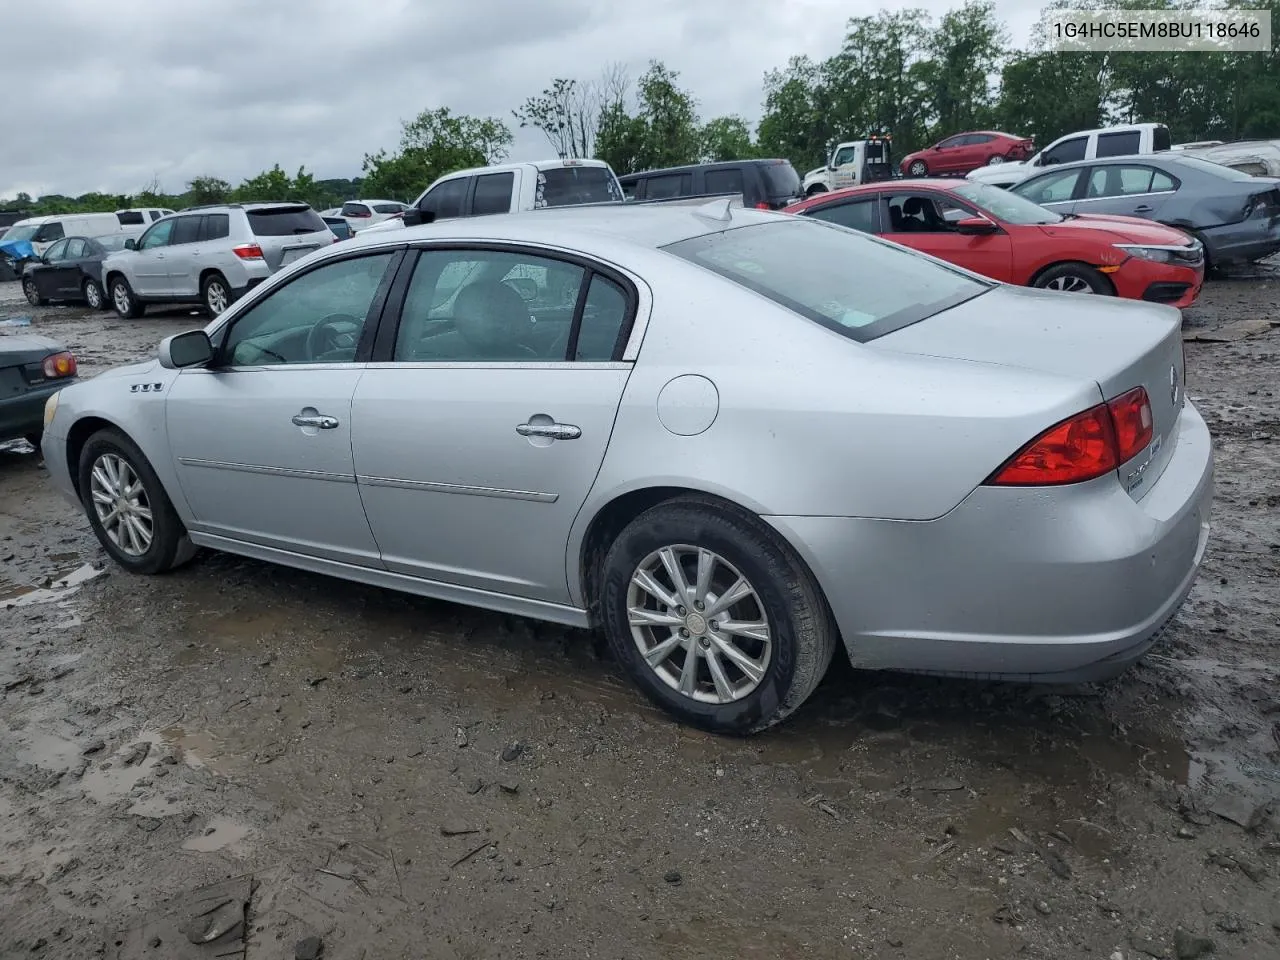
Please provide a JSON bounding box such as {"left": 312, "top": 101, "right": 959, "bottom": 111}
{"left": 43, "top": 239, "right": 69, "bottom": 261}
{"left": 219, "top": 253, "right": 396, "bottom": 366}
{"left": 138, "top": 220, "right": 174, "bottom": 250}
{"left": 1015, "top": 169, "right": 1083, "bottom": 204}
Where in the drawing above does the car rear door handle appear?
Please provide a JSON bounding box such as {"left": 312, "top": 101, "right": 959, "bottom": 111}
{"left": 516, "top": 421, "right": 581, "bottom": 440}
{"left": 292, "top": 413, "right": 340, "bottom": 429}
{"left": 1133, "top": 204, "right": 1153, "bottom": 212}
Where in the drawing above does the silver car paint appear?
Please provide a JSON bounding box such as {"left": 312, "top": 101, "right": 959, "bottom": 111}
{"left": 42, "top": 205, "right": 1214, "bottom": 680}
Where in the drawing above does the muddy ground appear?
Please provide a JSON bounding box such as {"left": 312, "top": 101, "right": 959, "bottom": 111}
{"left": 1, "top": 271, "right": 1278, "bottom": 960}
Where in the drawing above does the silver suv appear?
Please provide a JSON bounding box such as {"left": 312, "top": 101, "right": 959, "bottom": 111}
{"left": 102, "top": 202, "right": 335, "bottom": 318}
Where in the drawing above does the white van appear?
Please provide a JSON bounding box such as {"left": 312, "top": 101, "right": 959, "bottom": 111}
{"left": 1, "top": 212, "right": 154, "bottom": 257}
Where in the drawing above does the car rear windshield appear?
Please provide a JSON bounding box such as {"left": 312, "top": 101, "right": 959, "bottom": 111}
{"left": 537, "top": 166, "right": 624, "bottom": 207}
{"left": 1170, "top": 155, "right": 1259, "bottom": 181}
{"left": 247, "top": 206, "right": 328, "bottom": 236}
{"left": 663, "top": 218, "right": 991, "bottom": 342}
{"left": 760, "top": 162, "right": 802, "bottom": 199}
{"left": 949, "top": 181, "right": 1063, "bottom": 225}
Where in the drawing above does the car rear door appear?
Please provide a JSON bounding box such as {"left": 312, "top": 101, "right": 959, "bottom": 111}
{"left": 349, "top": 243, "right": 639, "bottom": 606}
{"left": 931, "top": 135, "right": 969, "bottom": 174}
{"left": 162, "top": 215, "right": 205, "bottom": 298}
{"left": 1074, "top": 164, "right": 1178, "bottom": 220}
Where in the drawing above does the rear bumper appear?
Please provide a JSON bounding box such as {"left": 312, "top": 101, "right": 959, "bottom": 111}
{"left": 0, "top": 380, "right": 73, "bottom": 442}
{"left": 1200, "top": 217, "right": 1280, "bottom": 264}
{"left": 767, "top": 400, "right": 1214, "bottom": 682}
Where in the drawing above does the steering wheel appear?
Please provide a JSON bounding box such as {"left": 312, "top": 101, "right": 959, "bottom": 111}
{"left": 306, "top": 313, "right": 361, "bottom": 361}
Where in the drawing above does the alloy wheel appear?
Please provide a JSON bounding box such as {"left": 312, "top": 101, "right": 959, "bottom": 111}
{"left": 23, "top": 280, "right": 40, "bottom": 306}
{"left": 206, "top": 281, "right": 229, "bottom": 315}
{"left": 89, "top": 453, "right": 154, "bottom": 557}
{"left": 85, "top": 282, "right": 103, "bottom": 308}
{"left": 112, "top": 283, "right": 131, "bottom": 314}
{"left": 626, "top": 544, "right": 772, "bottom": 705}
{"left": 1044, "top": 274, "right": 1094, "bottom": 294}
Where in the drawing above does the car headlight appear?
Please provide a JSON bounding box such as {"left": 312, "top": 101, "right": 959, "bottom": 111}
{"left": 43, "top": 390, "right": 59, "bottom": 428}
{"left": 1113, "top": 244, "right": 1187, "bottom": 264}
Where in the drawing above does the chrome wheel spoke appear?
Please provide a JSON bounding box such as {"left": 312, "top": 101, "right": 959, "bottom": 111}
{"left": 693, "top": 548, "right": 714, "bottom": 606}
{"left": 629, "top": 606, "right": 684, "bottom": 629}
{"left": 657, "top": 547, "right": 691, "bottom": 602}
{"left": 705, "top": 577, "right": 752, "bottom": 618}
{"left": 677, "top": 646, "right": 699, "bottom": 696}
{"left": 710, "top": 636, "right": 766, "bottom": 684}
{"left": 643, "top": 633, "right": 684, "bottom": 668}
{"left": 705, "top": 648, "right": 735, "bottom": 701}
{"left": 716, "top": 618, "right": 770, "bottom": 643}
{"left": 631, "top": 568, "right": 680, "bottom": 610}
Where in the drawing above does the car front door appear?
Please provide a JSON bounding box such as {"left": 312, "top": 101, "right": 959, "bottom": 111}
{"left": 880, "top": 191, "right": 1015, "bottom": 282}
{"left": 165, "top": 249, "right": 402, "bottom": 566}
{"left": 31, "top": 239, "right": 69, "bottom": 297}
{"left": 801, "top": 195, "right": 882, "bottom": 233}
{"left": 130, "top": 219, "right": 175, "bottom": 296}
{"left": 830, "top": 145, "right": 859, "bottom": 188}
{"left": 350, "top": 244, "right": 638, "bottom": 605}
{"left": 1074, "top": 164, "right": 1178, "bottom": 220}
{"left": 1011, "top": 167, "right": 1086, "bottom": 215}
{"left": 931, "top": 135, "right": 968, "bottom": 174}
{"left": 162, "top": 215, "right": 205, "bottom": 298}
{"left": 53, "top": 238, "right": 90, "bottom": 296}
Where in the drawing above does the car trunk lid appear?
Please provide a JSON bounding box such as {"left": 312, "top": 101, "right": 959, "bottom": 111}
{"left": 873, "top": 284, "right": 1186, "bottom": 501}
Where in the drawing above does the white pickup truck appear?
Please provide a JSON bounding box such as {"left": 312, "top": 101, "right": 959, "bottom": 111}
{"left": 966, "top": 123, "right": 1172, "bottom": 189}
{"left": 362, "top": 158, "right": 625, "bottom": 233}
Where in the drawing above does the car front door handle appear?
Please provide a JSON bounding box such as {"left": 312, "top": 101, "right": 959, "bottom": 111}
{"left": 516, "top": 421, "right": 581, "bottom": 440}
{"left": 292, "top": 413, "right": 340, "bottom": 429}
{"left": 1133, "top": 204, "right": 1153, "bottom": 212}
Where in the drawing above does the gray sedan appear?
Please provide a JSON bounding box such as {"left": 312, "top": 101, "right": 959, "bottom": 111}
{"left": 1011, "top": 153, "right": 1280, "bottom": 268}
{"left": 37, "top": 202, "right": 1213, "bottom": 733}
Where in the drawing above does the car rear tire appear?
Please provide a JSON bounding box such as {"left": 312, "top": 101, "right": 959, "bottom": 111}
{"left": 599, "top": 496, "right": 837, "bottom": 735}
{"left": 77, "top": 427, "right": 197, "bottom": 575}
{"left": 23, "top": 278, "right": 47, "bottom": 306}
{"left": 1032, "top": 262, "right": 1113, "bottom": 296}
{"left": 202, "top": 273, "right": 231, "bottom": 316}
{"left": 110, "top": 278, "right": 144, "bottom": 318}
{"left": 908, "top": 160, "right": 928, "bottom": 176}
{"left": 83, "top": 278, "right": 107, "bottom": 310}
{"left": 987, "top": 155, "right": 1004, "bottom": 165}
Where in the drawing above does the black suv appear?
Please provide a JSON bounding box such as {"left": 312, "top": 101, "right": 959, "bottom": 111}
{"left": 618, "top": 159, "right": 803, "bottom": 209}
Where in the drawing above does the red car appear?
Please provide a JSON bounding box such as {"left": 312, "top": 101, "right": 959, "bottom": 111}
{"left": 784, "top": 179, "right": 1205, "bottom": 309}
{"left": 899, "top": 131, "right": 1035, "bottom": 177}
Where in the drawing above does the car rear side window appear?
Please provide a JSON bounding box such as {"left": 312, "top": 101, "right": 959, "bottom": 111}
{"left": 704, "top": 169, "right": 745, "bottom": 196}
{"left": 574, "top": 274, "right": 630, "bottom": 361}
{"left": 342, "top": 202, "right": 370, "bottom": 217}
{"left": 64, "top": 239, "right": 87, "bottom": 259}
{"left": 248, "top": 207, "right": 328, "bottom": 237}
{"left": 1096, "top": 131, "right": 1142, "bottom": 158}
{"left": 1087, "top": 165, "right": 1162, "bottom": 198}
{"left": 643, "top": 173, "right": 691, "bottom": 200}
{"left": 760, "top": 162, "right": 801, "bottom": 200}
{"left": 116, "top": 211, "right": 145, "bottom": 225}
{"left": 537, "top": 166, "right": 623, "bottom": 207}
{"left": 170, "top": 216, "right": 202, "bottom": 245}
{"left": 199, "top": 213, "right": 230, "bottom": 241}
{"left": 1041, "top": 136, "right": 1087, "bottom": 165}
{"left": 805, "top": 198, "right": 879, "bottom": 233}
{"left": 472, "top": 172, "right": 515, "bottom": 215}
{"left": 664, "top": 219, "right": 989, "bottom": 342}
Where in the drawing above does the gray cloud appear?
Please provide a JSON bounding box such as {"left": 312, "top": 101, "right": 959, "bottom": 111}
{"left": 2, "top": 0, "right": 1045, "bottom": 199}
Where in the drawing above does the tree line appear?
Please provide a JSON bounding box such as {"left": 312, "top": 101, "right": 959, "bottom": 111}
{"left": 5, "top": 0, "right": 1278, "bottom": 218}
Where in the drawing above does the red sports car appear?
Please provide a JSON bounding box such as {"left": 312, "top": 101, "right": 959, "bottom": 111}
{"left": 899, "top": 131, "right": 1035, "bottom": 177}
{"left": 784, "top": 180, "right": 1205, "bottom": 309}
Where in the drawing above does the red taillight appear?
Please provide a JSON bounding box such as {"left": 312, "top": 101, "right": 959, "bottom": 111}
{"left": 755, "top": 202, "right": 770, "bottom": 210}
{"left": 987, "top": 386, "right": 1155, "bottom": 487}
{"left": 1107, "top": 386, "right": 1153, "bottom": 463}
{"left": 42, "top": 351, "right": 77, "bottom": 379}
{"left": 232, "top": 243, "right": 264, "bottom": 260}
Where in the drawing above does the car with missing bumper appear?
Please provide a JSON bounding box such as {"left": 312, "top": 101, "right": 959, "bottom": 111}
{"left": 101, "top": 202, "right": 335, "bottom": 319}
{"left": 40, "top": 201, "right": 1213, "bottom": 733}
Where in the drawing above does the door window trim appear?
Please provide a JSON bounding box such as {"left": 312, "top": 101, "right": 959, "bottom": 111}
{"left": 802, "top": 194, "right": 884, "bottom": 233}
{"left": 205, "top": 247, "right": 408, "bottom": 370}
{"left": 368, "top": 241, "right": 644, "bottom": 368}
{"left": 1075, "top": 164, "right": 1181, "bottom": 203}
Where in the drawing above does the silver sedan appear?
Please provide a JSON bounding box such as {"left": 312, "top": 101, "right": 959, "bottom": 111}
{"left": 38, "top": 201, "right": 1213, "bottom": 733}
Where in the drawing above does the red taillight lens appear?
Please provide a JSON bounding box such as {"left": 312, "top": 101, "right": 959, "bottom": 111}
{"left": 42, "top": 351, "right": 77, "bottom": 379}
{"left": 232, "top": 244, "right": 264, "bottom": 260}
{"left": 1107, "top": 386, "right": 1153, "bottom": 463}
{"left": 988, "top": 405, "right": 1118, "bottom": 486}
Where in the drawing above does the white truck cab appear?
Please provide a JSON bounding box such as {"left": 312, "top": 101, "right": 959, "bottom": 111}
{"left": 966, "top": 122, "right": 1172, "bottom": 189}
{"left": 362, "top": 158, "right": 624, "bottom": 234}
{"left": 801, "top": 137, "right": 895, "bottom": 195}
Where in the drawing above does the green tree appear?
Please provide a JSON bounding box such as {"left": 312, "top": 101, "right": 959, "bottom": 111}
{"left": 187, "top": 175, "right": 231, "bottom": 206}
{"left": 514, "top": 77, "right": 599, "bottom": 158}
{"left": 594, "top": 60, "right": 701, "bottom": 174}
{"left": 922, "top": 1, "right": 1007, "bottom": 136}
{"left": 362, "top": 107, "right": 512, "bottom": 201}
{"left": 699, "top": 115, "right": 758, "bottom": 162}
{"left": 756, "top": 55, "right": 833, "bottom": 173}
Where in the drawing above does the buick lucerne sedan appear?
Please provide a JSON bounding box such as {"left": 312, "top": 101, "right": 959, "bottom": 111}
{"left": 39, "top": 202, "right": 1214, "bottom": 733}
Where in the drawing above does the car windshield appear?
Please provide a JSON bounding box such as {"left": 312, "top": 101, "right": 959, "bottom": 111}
{"left": 1168, "top": 155, "right": 1260, "bottom": 181}
{"left": 950, "top": 181, "right": 1064, "bottom": 225}
{"left": 3, "top": 224, "right": 39, "bottom": 242}
{"left": 537, "top": 166, "right": 624, "bottom": 207}
{"left": 92, "top": 234, "right": 131, "bottom": 252}
{"left": 663, "top": 218, "right": 991, "bottom": 342}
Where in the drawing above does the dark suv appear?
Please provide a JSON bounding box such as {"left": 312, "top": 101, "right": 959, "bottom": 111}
{"left": 618, "top": 159, "right": 803, "bottom": 209}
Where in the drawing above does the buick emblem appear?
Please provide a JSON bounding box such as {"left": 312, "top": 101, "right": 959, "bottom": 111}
{"left": 1170, "top": 365, "right": 1180, "bottom": 406}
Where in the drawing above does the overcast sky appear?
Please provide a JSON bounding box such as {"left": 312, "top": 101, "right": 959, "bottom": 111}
{"left": 2, "top": 0, "right": 1045, "bottom": 200}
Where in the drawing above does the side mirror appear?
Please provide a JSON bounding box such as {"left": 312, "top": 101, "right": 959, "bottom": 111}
{"left": 158, "top": 330, "right": 213, "bottom": 369}
{"left": 400, "top": 209, "right": 436, "bottom": 227}
{"left": 934, "top": 144, "right": 944, "bottom": 151}
{"left": 124, "top": 238, "right": 136, "bottom": 250}
{"left": 955, "top": 216, "right": 999, "bottom": 236}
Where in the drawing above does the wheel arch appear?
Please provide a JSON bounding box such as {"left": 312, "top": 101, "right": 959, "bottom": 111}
{"left": 574, "top": 484, "right": 832, "bottom": 633}
{"left": 1026, "top": 259, "right": 1117, "bottom": 295}
{"left": 65, "top": 415, "right": 124, "bottom": 499}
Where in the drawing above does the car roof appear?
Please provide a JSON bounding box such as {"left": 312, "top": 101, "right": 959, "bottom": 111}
{"left": 617, "top": 159, "right": 793, "bottom": 182}
{"left": 1016, "top": 153, "right": 1185, "bottom": 176}
{"left": 338, "top": 202, "right": 785, "bottom": 254}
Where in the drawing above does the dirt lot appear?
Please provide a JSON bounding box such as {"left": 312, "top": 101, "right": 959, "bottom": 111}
{"left": 1, "top": 271, "right": 1278, "bottom": 960}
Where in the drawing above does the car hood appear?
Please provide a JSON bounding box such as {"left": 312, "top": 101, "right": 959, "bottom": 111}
{"left": 1038, "top": 215, "right": 1193, "bottom": 246}
{"left": 968, "top": 161, "right": 1030, "bottom": 182}
{"left": 0, "top": 333, "right": 66, "bottom": 365}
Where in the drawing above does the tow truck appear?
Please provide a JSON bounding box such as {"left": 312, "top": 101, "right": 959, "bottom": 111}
{"left": 801, "top": 136, "right": 895, "bottom": 196}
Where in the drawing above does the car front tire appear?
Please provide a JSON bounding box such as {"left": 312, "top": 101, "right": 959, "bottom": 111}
{"left": 908, "top": 160, "right": 928, "bottom": 176}
{"left": 77, "top": 427, "right": 197, "bottom": 575}
{"left": 987, "top": 155, "right": 1004, "bottom": 165}
{"left": 23, "top": 278, "right": 47, "bottom": 306}
{"left": 109, "top": 278, "right": 144, "bottom": 319}
{"left": 600, "top": 496, "right": 837, "bottom": 735}
{"left": 1032, "top": 262, "right": 1114, "bottom": 296}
